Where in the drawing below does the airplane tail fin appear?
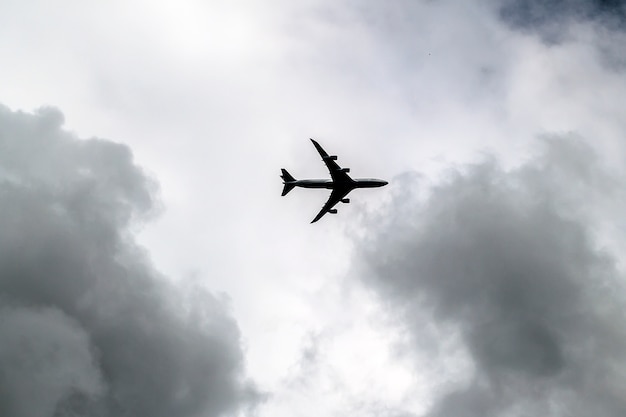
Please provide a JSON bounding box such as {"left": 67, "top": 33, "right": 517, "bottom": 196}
{"left": 280, "top": 169, "right": 296, "bottom": 196}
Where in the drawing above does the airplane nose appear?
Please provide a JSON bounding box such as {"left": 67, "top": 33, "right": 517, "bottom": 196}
{"left": 383, "top": 181, "right": 388, "bottom": 186}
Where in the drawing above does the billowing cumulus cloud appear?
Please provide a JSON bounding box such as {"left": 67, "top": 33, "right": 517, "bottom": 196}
{"left": 0, "top": 105, "right": 259, "bottom": 417}
{"left": 354, "top": 138, "right": 626, "bottom": 416}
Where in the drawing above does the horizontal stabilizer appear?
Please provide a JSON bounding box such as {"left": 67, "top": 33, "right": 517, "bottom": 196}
{"left": 281, "top": 168, "right": 295, "bottom": 182}
{"left": 281, "top": 169, "right": 296, "bottom": 196}
{"left": 282, "top": 183, "right": 296, "bottom": 196}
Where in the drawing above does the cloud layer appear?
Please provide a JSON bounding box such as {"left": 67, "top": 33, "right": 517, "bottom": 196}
{"left": 355, "top": 138, "right": 626, "bottom": 416}
{"left": 498, "top": 0, "right": 626, "bottom": 34}
{"left": 0, "top": 105, "right": 258, "bottom": 417}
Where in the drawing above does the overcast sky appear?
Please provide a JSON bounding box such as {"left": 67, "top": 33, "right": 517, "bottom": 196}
{"left": 1, "top": 1, "right": 626, "bottom": 416}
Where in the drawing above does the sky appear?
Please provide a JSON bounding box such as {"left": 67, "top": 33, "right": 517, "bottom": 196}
{"left": 1, "top": 1, "right": 626, "bottom": 416}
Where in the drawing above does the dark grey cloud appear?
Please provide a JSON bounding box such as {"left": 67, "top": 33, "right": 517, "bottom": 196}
{"left": 354, "top": 138, "right": 626, "bottom": 416}
{"left": 0, "top": 105, "right": 260, "bottom": 417}
{"left": 498, "top": 0, "right": 626, "bottom": 41}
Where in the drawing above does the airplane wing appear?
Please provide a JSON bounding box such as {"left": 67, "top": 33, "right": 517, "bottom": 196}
{"left": 310, "top": 138, "right": 352, "bottom": 184}
{"left": 311, "top": 188, "right": 350, "bottom": 223}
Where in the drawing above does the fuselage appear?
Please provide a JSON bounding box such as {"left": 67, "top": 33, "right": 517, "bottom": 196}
{"left": 281, "top": 138, "right": 388, "bottom": 222}
{"left": 292, "top": 178, "right": 388, "bottom": 190}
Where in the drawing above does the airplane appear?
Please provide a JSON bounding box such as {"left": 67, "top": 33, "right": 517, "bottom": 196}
{"left": 281, "top": 138, "right": 388, "bottom": 223}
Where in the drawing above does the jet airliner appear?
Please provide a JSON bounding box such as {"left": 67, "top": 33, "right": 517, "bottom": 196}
{"left": 281, "top": 139, "right": 388, "bottom": 223}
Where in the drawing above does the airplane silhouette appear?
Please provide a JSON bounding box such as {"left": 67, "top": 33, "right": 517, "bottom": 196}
{"left": 281, "top": 139, "right": 388, "bottom": 223}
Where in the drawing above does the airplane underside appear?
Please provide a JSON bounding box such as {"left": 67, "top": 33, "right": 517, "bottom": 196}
{"left": 280, "top": 139, "right": 387, "bottom": 223}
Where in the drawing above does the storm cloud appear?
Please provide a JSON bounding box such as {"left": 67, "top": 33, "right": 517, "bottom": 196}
{"left": 354, "top": 138, "right": 626, "bottom": 416}
{"left": 0, "top": 105, "right": 259, "bottom": 417}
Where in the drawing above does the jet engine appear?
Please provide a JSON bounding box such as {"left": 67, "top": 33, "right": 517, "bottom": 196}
{"left": 340, "top": 168, "right": 350, "bottom": 173}
{"left": 325, "top": 155, "right": 338, "bottom": 160}
{"left": 340, "top": 198, "right": 350, "bottom": 204}
{"left": 329, "top": 209, "right": 338, "bottom": 214}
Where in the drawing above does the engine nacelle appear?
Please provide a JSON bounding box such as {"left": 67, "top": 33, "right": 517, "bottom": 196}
{"left": 341, "top": 198, "right": 350, "bottom": 204}
{"left": 340, "top": 168, "right": 350, "bottom": 173}
{"left": 329, "top": 209, "right": 338, "bottom": 214}
{"left": 327, "top": 155, "right": 338, "bottom": 160}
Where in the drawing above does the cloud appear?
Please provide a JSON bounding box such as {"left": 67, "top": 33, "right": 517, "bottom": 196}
{"left": 0, "top": 104, "right": 260, "bottom": 417}
{"left": 497, "top": 0, "right": 626, "bottom": 43}
{"left": 498, "top": 0, "right": 626, "bottom": 29}
{"left": 0, "top": 306, "right": 103, "bottom": 417}
{"left": 353, "top": 138, "right": 626, "bottom": 416}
